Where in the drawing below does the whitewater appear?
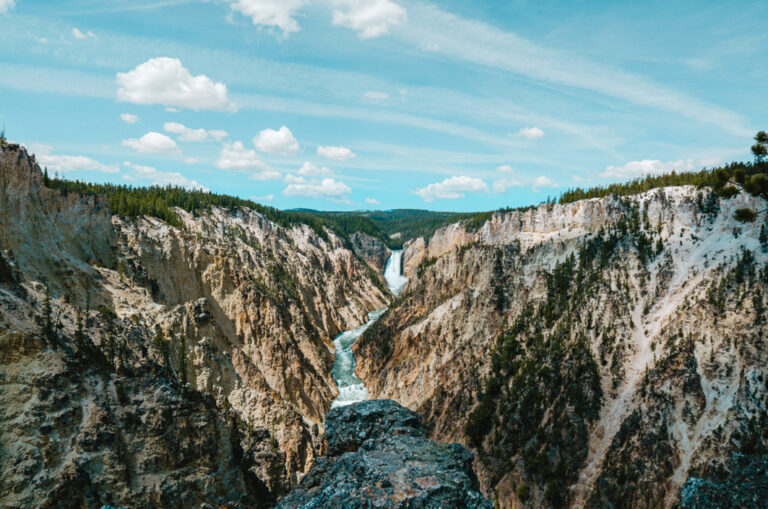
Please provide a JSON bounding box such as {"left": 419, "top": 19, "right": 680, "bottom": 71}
{"left": 331, "top": 250, "right": 406, "bottom": 408}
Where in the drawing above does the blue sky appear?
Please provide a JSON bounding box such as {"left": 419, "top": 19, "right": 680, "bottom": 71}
{"left": 0, "top": 0, "right": 765, "bottom": 211}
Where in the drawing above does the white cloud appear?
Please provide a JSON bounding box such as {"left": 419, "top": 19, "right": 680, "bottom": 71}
{"left": 216, "top": 141, "right": 281, "bottom": 179}
{"left": 298, "top": 162, "right": 333, "bottom": 176}
{"left": 317, "top": 145, "right": 356, "bottom": 161}
{"left": 497, "top": 164, "right": 515, "bottom": 172}
{"left": 601, "top": 157, "right": 721, "bottom": 179}
{"left": 124, "top": 162, "right": 207, "bottom": 191}
{"left": 120, "top": 113, "right": 139, "bottom": 124}
{"left": 0, "top": 0, "right": 16, "bottom": 14}
{"left": 227, "top": 0, "right": 305, "bottom": 36}
{"left": 365, "top": 197, "right": 381, "bottom": 205}
{"left": 208, "top": 130, "right": 229, "bottom": 142}
{"left": 413, "top": 176, "right": 489, "bottom": 202}
{"left": 283, "top": 175, "right": 352, "bottom": 201}
{"left": 492, "top": 178, "right": 523, "bottom": 194}
{"left": 184, "top": 157, "right": 198, "bottom": 164}
{"left": 72, "top": 28, "right": 96, "bottom": 40}
{"left": 29, "top": 144, "right": 120, "bottom": 174}
{"left": 164, "top": 122, "right": 228, "bottom": 143}
{"left": 122, "top": 132, "right": 180, "bottom": 154}
{"left": 532, "top": 176, "right": 558, "bottom": 189}
{"left": 514, "top": 126, "right": 544, "bottom": 139}
{"left": 216, "top": 141, "right": 265, "bottom": 171}
{"left": 254, "top": 126, "right": 299, "bottom": 155}
{"left": 117, "top": 57, "right": 235, "bottom": 112}
{"left": 164, "top": 122, "right": 207, "bottom": 142}
{"left": 332, "top": 0, "right": 406, "bottom": 39}
{"left": 250, "top": 194, "right": 275, "bottom": 202}
{"left": 364, "top": 90, "right": 389, "bottom": 103}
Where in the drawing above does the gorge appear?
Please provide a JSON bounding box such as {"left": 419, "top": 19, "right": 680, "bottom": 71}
{"left": 1, "top": 142, "right": 767, "bottom": 508}
{"left": 331, "top": 251, "right": 405, "bottom": 408}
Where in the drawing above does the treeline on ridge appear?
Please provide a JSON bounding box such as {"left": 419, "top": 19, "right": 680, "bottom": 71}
{"left": 559, "top": 161, "right": 768, "bottom": 204}
{"left": 43, "top": 172, "right": 386, "bottom": 243}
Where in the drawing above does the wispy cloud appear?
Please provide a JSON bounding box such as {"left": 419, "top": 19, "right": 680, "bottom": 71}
{"left": 398, "top": 2, "right": 752, "bottom": 137}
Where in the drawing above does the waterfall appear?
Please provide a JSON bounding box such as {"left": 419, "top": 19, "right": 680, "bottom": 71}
{"left": 330, "top": 250, "right": 407, "bottom": 408}
{"left": 384, "top": 250, "right": 408, "bottom": 296}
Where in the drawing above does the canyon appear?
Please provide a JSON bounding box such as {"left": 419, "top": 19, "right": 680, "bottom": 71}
{"left": 1, "top": 142, "right": 767, "bottom": 508}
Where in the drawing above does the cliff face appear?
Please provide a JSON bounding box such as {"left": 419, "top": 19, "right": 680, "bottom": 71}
{"left": 349, "top": 231, "right": 391, "bottom": 273}
{"left": 277, "top": 400, "right": 492, "bottom": 508}
{"left": 355, "top": 187, "right": 768, "bottom": 508}
{"left": 0, "top": 144, "right": 388, "bottom": 507}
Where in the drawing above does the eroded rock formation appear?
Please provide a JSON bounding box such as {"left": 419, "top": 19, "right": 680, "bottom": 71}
{"left": 277, "top": 400, "right": 492, "bottom": 508}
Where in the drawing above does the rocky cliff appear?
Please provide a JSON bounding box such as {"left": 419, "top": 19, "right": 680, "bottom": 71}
{"left": 349, "top": 232, "right": 391, "bottom": 273}
{"left": 277, "top": 400, "right": 492, "bottom": 508}
{"left": 355, "top": 187, "right": 768, "bottom": 508}
{"left": 0, "top": 144, "right": 389, "bottom": 507}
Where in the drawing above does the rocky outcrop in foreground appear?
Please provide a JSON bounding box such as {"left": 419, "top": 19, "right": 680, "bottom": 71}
{"left": 278, "top": 400, "right": 492, "bottom": 508}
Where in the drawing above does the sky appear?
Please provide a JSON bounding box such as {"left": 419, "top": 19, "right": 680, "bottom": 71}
{"left": 0, "top": 0, "right": 766, "bottom": 212}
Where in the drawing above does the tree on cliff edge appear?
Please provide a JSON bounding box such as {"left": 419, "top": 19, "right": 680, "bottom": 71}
{"left": 753, "top": 131, "right": 768, "bottom": 163}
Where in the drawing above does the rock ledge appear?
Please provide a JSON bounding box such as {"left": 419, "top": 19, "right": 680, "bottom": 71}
{"left": 278, "top": 400, "right": 492, "bottom": 508}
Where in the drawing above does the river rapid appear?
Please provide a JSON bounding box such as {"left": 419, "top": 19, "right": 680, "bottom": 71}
{"left": 330, "top": 251, "right": 406, "bottom": 408}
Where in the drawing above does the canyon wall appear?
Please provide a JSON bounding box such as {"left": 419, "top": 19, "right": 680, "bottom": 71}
{"left": 355, "top": 187, "right": 768, "bottom": 508}
{"left": 0, "top": 145, "right": 388, "bottom": 508}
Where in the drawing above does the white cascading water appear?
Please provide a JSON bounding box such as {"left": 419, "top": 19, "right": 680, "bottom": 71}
{"left": 383, "top": 250, "right": 408, "bottom": 296}
{"left": 330, "top": 250, "right": 407, "bottom": 408}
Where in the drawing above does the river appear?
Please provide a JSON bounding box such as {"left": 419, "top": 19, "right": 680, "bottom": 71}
{"left": 330, "top": 250, "right": 406, "bottom": 408}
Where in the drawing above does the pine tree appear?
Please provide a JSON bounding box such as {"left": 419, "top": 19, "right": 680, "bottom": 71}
{"left": 42, "top": 286, "right": 54, "bottom": 343}
{"left": 179, "top": 334, "right": 187, "bottom": 385}
{"left": 75, "top": 306, "right": 86, "bottom": 350}
{"left": 753, "top": 131, "right": 768, "bottom": 164}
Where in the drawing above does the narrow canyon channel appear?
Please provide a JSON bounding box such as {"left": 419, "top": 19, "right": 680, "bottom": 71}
{"left": 331, "top": 251, "right": 407, "bottom": 408}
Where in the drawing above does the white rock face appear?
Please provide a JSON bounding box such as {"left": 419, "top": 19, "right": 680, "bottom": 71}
{"left": 358, "top": 186, "right": 768, "bottom": 508}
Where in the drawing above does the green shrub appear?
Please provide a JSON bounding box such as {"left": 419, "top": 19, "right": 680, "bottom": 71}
{"left": 717, "top": 186, "right": 740, "bottom": 198}
{"left": 734, "top": 208, "right": 758, "bottom": 223}
{"left": 516, "top": 483, "right": 530, "bottom": 502}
